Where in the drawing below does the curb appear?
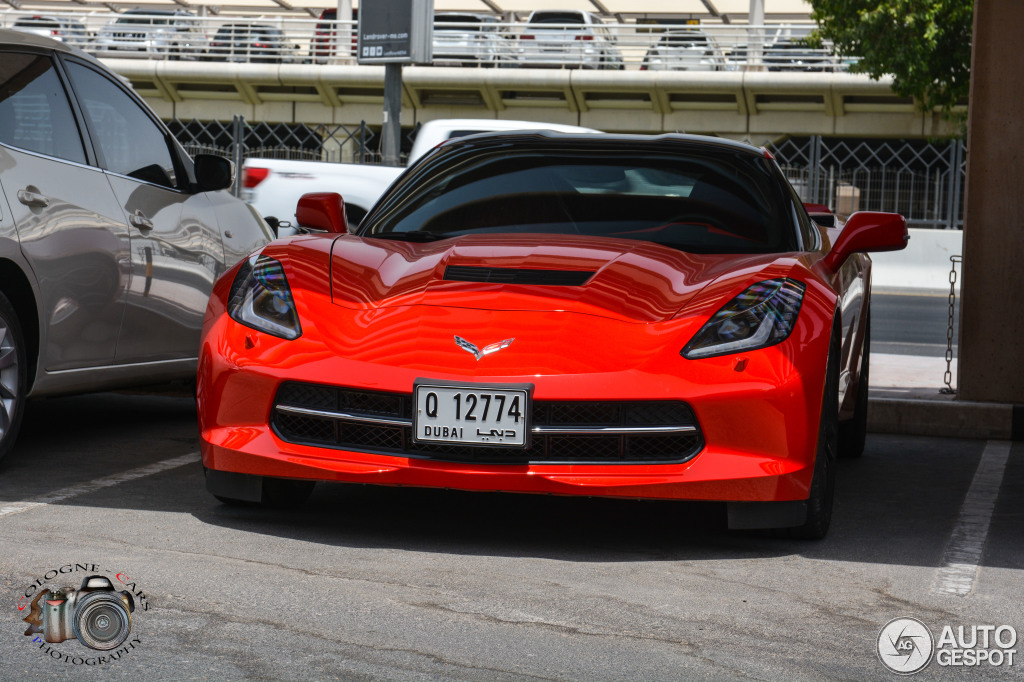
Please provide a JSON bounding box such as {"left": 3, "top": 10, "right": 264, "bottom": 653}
{"left": 868, "top": 398, "right": 1024, "bottom": 440}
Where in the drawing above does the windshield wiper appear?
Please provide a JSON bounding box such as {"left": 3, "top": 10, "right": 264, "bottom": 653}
{"left": 364, "top": 231, "right": 450, "bottom": 242}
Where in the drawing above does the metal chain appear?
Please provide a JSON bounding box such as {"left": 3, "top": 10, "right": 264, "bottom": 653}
{"left": 940, "top": 255, "right": 962, "bottom": 394}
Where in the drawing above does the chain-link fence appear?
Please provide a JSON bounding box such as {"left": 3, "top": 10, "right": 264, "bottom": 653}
{"left": 167, "top": 116, "right": 966, "bottom": 229}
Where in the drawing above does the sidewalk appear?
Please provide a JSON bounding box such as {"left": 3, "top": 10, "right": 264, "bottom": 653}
{"left": 868, "top": 353, "right": 1021, "bottom": 439}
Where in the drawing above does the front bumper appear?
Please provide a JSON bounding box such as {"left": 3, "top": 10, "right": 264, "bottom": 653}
{"left": 199, "top": 311, "right": 826, "bottom": 503}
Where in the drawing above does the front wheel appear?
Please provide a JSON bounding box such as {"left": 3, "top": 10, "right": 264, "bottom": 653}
{"left": 0, "top": 291, "right": 27, "bottom": 465}
{"left": 783, "top": 320, "right": 839, "bottom": 540}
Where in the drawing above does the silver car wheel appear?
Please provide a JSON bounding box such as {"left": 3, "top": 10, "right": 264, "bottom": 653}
{"left": 0, "top": 293, "right": 26, "bottom": 461}
{"left": 0, "top": 320, "right": 18, "bottom": 433}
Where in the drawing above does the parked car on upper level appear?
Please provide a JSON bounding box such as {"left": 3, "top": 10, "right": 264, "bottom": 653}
{"left": 0, "top": 29, "right": 272, "bottom": 463}
{"left": 11, "top": 15, "right": 90, "bottom": 49}
{"left": 311, "top": 8, "right": 357, "bottom": 64}
{"left": 764, "top": 39, "right": 831, "bottom": 72}
{"left": 93, "top": 9, "right": 205, "bottom": 60}
{"left": 641, "top": 29, "right": 722, "bottom": 71}
{"left": 432, "top": 12, "right": 508, "bottom": 66}
{"left": 516, "top": 10, "right": 624, "bottom": 70}
{"left": 206, "top": 23, "right": 303, "bottom": 64}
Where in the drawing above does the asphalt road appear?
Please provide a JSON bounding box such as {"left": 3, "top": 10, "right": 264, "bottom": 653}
{"left": 873, "top": 292, "right": 960, "bottom": 357}
{"left": 1, "top": 392, "right": 1021, "bottom": 680}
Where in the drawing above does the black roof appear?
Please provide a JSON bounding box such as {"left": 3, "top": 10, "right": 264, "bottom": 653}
{"left": 436, "top": 129, "right": 765, "bottom": 158}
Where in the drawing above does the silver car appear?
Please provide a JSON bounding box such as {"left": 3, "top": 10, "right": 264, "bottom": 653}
{"left": 641, "top": 29, "right": 723, "bottom": 71}
{"left": 432, "top": 12, "right": 507, "bottom": 66}
{"left": 516, "top": 10, "right": 624, "bottom": 70}
{"left": 11, "top": 15, "right": 90, "bottom": 49}
{"left": 205, "top": 23, "right": 303, "bottom": 64}
{"left": 0, "top": 29, "right": 272, "bottom": 461}
{"left": 93, "top": 9, "right": 205, "bottom": 60}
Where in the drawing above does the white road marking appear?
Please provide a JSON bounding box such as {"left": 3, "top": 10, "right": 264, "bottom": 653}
{"left": 0, "top": 452, "right": 198, "bottom": 519}
{"left": 930, "top": 440, "right": 1012, "bottom": 597}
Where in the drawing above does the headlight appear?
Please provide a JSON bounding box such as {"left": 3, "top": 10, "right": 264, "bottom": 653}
{"left": 227, "top": 254, "right": 301, "bottom": 340}
{"left": 681, "top": 278, "right": 805, "bottom": 359}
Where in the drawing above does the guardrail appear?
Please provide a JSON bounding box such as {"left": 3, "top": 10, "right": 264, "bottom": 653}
{"left": 1, "top": 10, "right": 856, "bottom": 72}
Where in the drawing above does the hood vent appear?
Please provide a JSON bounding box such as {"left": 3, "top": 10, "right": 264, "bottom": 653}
{"left": 444, "top": 265, "right": 594, "bottom": 286}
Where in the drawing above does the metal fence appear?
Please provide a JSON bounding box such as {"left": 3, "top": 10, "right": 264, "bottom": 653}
{"left": 168, "top": 117, "right": 966, "bottom": 229}
{"left": 1, "top": 9, "right": 855, "bottom": 72}
{"left": 766, "top": 136, "right": 966, "bottom": 229}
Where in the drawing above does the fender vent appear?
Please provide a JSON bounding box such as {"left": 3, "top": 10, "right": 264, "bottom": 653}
{"left": 443, "top": 266, "right": 594, "bottom": 286}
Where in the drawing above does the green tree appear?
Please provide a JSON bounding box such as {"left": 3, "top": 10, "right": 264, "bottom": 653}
{"left": 810, "top": 0, "right": 973, "bottom": 119}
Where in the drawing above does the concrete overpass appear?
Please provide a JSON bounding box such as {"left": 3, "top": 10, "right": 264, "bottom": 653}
{"left": 108, "top": 59, "right": 961, "bottom": 140}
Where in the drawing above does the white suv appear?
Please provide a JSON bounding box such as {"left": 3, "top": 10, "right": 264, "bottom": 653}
{"left": 433, "top": 12, "right": 509, "bottom": 66}
{"left": 516, "top": 10, "right": 623, "bottom": 70}
{"left": 94, "top": 9, "right": 205, "bottom": 60}
{"left": 641, "top": 29, "right": 723, "bottom": 71}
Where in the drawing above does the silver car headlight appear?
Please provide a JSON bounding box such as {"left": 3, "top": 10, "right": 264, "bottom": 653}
{"left": 681, "top": 278, "right": 805, "bottom": 359}
{"left": 227, "top": 254, "right": 301, "bottom": 340}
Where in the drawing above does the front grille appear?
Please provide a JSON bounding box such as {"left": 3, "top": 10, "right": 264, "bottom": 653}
{"left": 272, "top": 382, "right": 703, "bottom": 465}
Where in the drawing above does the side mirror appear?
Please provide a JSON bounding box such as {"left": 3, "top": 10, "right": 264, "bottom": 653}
{"left": 194, "top": 154, "right": 233, "bottom": 192}
{"left": 803, "top": 202, "right": 837, "bottom": 228}
{"left": 821, "top": 211, "right": 908, "bottom": 272}
{"left": 264, "top": 216, "right": 280, "bottom": 237}
{"left": 295, "top": 192, "right": 348, "bottom": 234}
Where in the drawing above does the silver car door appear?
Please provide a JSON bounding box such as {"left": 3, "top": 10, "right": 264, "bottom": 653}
{"left": 62, "top": 59, "right": 225, "bottom": 365}
{"left": 0, "top": 50, "right": 129, "bottom": 371}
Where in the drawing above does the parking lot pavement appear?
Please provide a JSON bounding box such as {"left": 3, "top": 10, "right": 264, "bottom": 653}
{"left": 0, "top": 392, "right": 1022, "bottom": 680}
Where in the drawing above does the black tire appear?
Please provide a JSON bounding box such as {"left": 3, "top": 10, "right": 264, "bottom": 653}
{"left": 262, "top": 478, "right": 316, "bottom": 509}
{"left": 0, "top": 291, "right": 27, "bottom": 466}
{"left": 839, "top": 307, "right": 870, "bottom": 458}
{"left": 213, "top": 494, "right": 258, "bottom": 508}
{"left": 213, "top": 478, "right": 315, "bottom": 509}
{"left": 782, "top": 319, "right": 839, "bottom": 540}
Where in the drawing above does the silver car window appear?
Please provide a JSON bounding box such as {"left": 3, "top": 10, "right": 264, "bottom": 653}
{"left": 0, "top": 53, "right": 86, "bottom": 164}
{"left": 64, "top": 62, "right": 178, "bottom": 189}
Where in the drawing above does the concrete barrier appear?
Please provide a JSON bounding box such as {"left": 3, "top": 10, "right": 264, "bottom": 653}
{"left": 870, "top": 227, "right": 962, "bottom": 294}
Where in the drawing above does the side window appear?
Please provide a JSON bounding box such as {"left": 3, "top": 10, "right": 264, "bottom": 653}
{"left": 63, "top": 61, "right": 179, "bottom": 190}
{"left": 0, "top": 52, "right": 86, "bottom": 164}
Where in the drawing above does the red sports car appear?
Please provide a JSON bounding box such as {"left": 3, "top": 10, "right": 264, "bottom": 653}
{"left": 198, "top": 133, "right": 907, "bottom": 539}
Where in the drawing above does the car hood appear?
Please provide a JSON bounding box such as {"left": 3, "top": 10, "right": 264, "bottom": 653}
{"left": 329, "top": 233, "right": 790, "bottom": 324}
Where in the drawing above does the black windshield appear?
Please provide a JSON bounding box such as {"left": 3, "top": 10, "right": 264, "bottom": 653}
{"left": 362, "top": 141, "right": 800, "bottom": 254}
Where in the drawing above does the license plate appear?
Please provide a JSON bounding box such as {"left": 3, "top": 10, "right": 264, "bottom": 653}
{"left": 413, "top": 381, "right": 532, "bottom": 448}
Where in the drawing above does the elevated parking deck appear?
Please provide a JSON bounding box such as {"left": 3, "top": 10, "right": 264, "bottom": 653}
{"left": 109, "top": 60, "right": 959, "bottom": 139}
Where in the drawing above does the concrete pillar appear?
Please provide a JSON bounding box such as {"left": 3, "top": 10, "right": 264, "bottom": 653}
{"left": 748, "top": 0, "right": 765, "bottom": 69}
{"left": 957, "top": 0, "right": 1024, "bottom": 403}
